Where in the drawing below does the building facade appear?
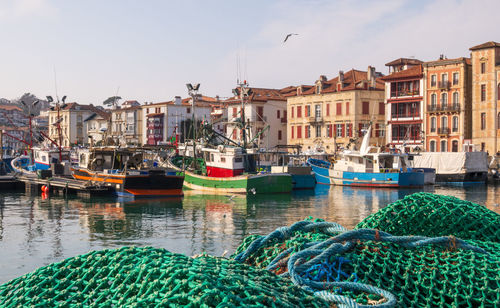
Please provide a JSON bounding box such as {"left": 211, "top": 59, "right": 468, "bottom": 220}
{"left": 84, "top": 111, "right": 110, "bottom": 144}
{"left": 225, "top": 87, "right": 288, "bottom": 149}
{"left": 469, "top": 41, "right": 500, "bottom": 155}
{"left": 48, "top": 103, "right": 98, "bottom": 147}
{"left": 423, "top": 57, "right": 472, "bottom": 152}
{"left": 142, "top": 96, "right": 212, "bottom": 145}
{"left": 287, "top": 68, "right": 386, "bottom": 154}
{"left": 382, "top": 59, "right": 424, "bottom": 152}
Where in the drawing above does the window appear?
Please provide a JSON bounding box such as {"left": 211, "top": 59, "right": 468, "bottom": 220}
{"left": 441, "top": 93, "right": 448, "bottom": 106}
{"left": 257, "top": 106, "right": 264, "bottom": 120}
{"left": 379, "top": 102, "right": 385, "bottom": 115}
{"left": 453, "top": 72, "right": 459, "bottom": 85}
{"left": 336, "top": 103, "right": 342, "bottom": 115}
{"left": 441, "top": 116, "right": 448, "bottom": 128}
{"left": 362, "top": 101, "right": 369, "bottom": 115}
{"left": 297, "top": 126, "right": 302, "bottom": 138}
{"left": 297, "top": 106, "right": 302, "bottom": 118}
{"left": 481, "top": 62, "right": 486, "bottom": 74}
{"left": 326, "top": 124, "right": 332, "bottom": 137}
{"left": 431, "top": 75, "right": 437, "bottom": 87}
{"left": 315, "top": 125, "right": 321, "bottom": 137}
{"left": 278, "top": 130, "right": 282, "bottom": 140}
{"left": 481, "top": 84, "right": 486, "bottom": 101}
{"left": 305, "top": 125, "right": 310, "bottom": 138}
{"left": 326, "top": 104, "right": 330, "bottom": 116}
{"left": 430, "top": 117, "right": 436, "bottom": 132}
{"left": 481, "top": 113, "right": 486, "bottom": 130}
{"left": 305, "top": 105, "right": 311, "bottom": 117}
{"left": 441, "top": 73, "right": 448, "bottom": 83}
{"left": 336, "top": 124, "right": 343, "bottom": 137}
{"left": 452, "top": 92, "right": 459, "bottom": 107}
{"left": 346, "top": 102, "right": 350, "bottom": 115}
{"left": 291, "top": 106, "right": 294, "bottom": 118}
{"left": 430, "top": 140, "right": 436, "bottom": 152}
{"left": 315, "top": 105, "right": 321, "bottom": 118}
{"left": 277, "top": 110, "right": 280, "bottom": 119}
{"left": 291, "top": 126, "right": 294, "bottom": 139}
{"left": 452, "top": 116, "right": 459, "bottom": 132}
{"left": 452, "top": 140, "right": 459, "bottom": 152}
{"left": 440, "top": 140, "right": 447, "bottom": 152}
{"left": 431, "top": 94, "right": 437, "bottom": 108}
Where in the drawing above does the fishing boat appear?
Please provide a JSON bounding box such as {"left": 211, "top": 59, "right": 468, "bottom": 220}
{"left": 173, "top": 144, "right": 292, "bottom": 194}
{"left": 308, "top": 126, "right": 424, "bottom": 187}
{"left": 72, "top": 147, "right": 184, "bottom": 198}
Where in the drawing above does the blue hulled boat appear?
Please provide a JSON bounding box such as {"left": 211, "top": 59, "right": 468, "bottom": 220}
{"left": 307, "top": 126, "right": 424, "bottom": 188}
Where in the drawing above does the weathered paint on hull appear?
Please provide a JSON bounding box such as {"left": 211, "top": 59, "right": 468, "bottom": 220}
{"left": 182, "top": 171, "right": 292, "bottom": 194}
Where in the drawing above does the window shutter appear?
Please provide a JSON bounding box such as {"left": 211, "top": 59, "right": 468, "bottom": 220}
{"left": 341, "top": 124, "right": 345, "bottom": 137}
{"left": 375, "top": 124, "right": 380, "bottom": 137}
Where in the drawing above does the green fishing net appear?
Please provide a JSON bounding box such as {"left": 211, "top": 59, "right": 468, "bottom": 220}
{"left": 0, "top": 246, "right": 327, "bottom": 307}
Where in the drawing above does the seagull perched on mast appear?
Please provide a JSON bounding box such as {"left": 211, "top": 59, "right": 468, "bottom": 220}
{"left": 283, "top": 33, "right": 298, "bottom": 43}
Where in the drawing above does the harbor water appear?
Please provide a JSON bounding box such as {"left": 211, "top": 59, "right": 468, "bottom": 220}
{"left": 0, "top": 184, "right": 499, "bottom": 284}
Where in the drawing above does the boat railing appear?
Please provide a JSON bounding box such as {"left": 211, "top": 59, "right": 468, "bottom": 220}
{"left": 379, "top": 168, "right": 399, "bottom": 173}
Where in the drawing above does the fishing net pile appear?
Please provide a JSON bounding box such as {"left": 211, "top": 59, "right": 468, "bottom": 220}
{"left": 233, "top": 193, "right": 500, "bottom": 307}
{"left": 0, "top": 246, "right": 327, "bottom": 307}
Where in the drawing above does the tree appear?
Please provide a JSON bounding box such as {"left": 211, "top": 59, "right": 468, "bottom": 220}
{"left": 103, "top": 96, "right": 121, "bottom": 108}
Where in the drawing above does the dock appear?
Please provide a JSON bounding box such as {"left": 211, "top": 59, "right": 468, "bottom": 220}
{"left": 15, "top": 174, "right": 113, "bottom": 198}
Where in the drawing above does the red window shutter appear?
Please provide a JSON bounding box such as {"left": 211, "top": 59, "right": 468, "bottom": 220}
{"left": 329, "top": 125, "right": 332, "bottom": 137}
{"left": 278, "top": 130, "right": 282, "bottom": 140}
{"left": 291, "top": 126, "right": 294, "bottom": 139}
{"left": 379, "top": 102, "right": 385, "bottom": 115}
{"left": 341, "top": 124, "right": 345, "bottom": 137}
{"left": 233, "top": 107, "right": 237, "bottom": 117}
{"left": 362, "top": 102, "right": 369, "bottom": 114}
{"left": 326, "top": 104, "right": 330, "bottom": 116}
{"left": 297, "top": 126, "right": 302, "bottom": 138}
{"left": 232, "top": 130, "right": 236, "bottom": 139}
{"left": 291, "top": 107, "right": 294, "bottom": 118}
{"left": 336, "top": 103, "right": 342, "bottom": 115}
{"left": 277, "top": 110, "right": 280, "bottom": 119}
{"left": 346, "top": 102, "right": 350, "bottom": 115}
{"left": 349, "top": 124, "right": 353, "bottom": 137}
{"left": 297, "top": 106, "right": 302, "bottom": 118}
{"left": 375, "top": 124, "right": 379, "bottom": 137}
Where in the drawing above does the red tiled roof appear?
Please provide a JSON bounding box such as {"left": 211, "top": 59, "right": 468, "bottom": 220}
{"left": 0, "top": 104, "right": 22, "bottom": 112}
{"left": 423, "top": 57, "right": 471, "bottom": 67}
{"left": 469, "top": 41, "right": 500, "bottom": 51}
{"left": 385, "top": 58, "right": 423, "bottom": 67}
{"left": 297, "top": 69, "right": 384, "bottom": 96}
{"left": 226, "top": 87, "right": 287, "bottom": 104}
{"left": 380, "top": 65, "right": 423, "bottom": 81}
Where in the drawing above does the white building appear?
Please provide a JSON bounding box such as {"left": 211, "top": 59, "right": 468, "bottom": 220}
{"left": 224, "top": 87, "right": 288, "bottom": 149}
{"left": 141, "top": 96, "right": 212, "bottom": 145}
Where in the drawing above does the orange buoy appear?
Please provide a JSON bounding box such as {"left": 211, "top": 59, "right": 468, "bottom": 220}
{"left": 41, "top": 185, "right": 47, "bottom": 193}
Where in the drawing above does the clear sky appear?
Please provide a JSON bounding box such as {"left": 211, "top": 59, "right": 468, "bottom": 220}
{"left": 1, "top": 0, "right": 499, "bottom": 105}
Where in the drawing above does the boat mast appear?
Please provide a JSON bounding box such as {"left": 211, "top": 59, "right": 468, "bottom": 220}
{"left": 186, "top": 83, "right": 200, "bottom": 168}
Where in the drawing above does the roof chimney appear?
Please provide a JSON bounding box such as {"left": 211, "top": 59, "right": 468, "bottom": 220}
{"left": 337, "top": 70, "right": 344, "bottom": 91}
{"left": 174, "top": 96, "right": 182, "bottom": 105}
{"left": 368, "top": 66, "right": 376, "bottom": 89}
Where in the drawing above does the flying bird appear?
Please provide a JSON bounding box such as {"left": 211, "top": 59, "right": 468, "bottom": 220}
{"left": 283, "top": 33, "right": 298, "bottom": 43}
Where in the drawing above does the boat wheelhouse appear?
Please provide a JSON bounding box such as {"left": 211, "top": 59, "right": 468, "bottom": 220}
{"left": 72, "top": 147, "right": 184, "bottom": 198}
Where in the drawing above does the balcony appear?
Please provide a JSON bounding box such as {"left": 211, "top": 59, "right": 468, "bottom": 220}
{"left": 390, "top": 90, "right": 420, "bottom": 98}
{"left": 308, "top": 115, "right": 323, "bottom": 123}
{"left": 427, "top": 104, "right": 460, "bottom": 113}
{"left": 438, "top": 127, "right": 450, "bottom": 135}
{"left": 280, "top": 117, "right": 287, "bottom": 124}
{"left": 438, "top": 81, "right": 450, "bottom": 90}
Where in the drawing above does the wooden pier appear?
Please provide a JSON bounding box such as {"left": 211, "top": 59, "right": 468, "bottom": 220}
{"left": 15, "top": 174, "right": 113, "bottom": 198}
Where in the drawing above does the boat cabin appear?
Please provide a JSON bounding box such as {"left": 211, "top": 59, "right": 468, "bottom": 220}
{"left": 33, "top": 148, "right": 71, "bottom": 170}
{"left": 335, "top": 151, "right": 409, "bottom": 174}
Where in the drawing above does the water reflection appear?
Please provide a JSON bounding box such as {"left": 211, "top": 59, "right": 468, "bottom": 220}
{"left": 0, "top": 184, "right": 499, "bottom": 284}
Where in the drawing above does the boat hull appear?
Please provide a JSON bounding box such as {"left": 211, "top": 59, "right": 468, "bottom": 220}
{"left": 72, "top": 168, "right": 184, "bottom": 197}
{"left": 291, "top": 174, "right": 316, "bottom": 189}
{"left": 435, "top": 172, "right": 487, "bottom": 184}
{"left": 182, "top": 171, "right": 292, "bottom": 194}
{"left": 309, "top": 161, "right": 424, "bottom": 187}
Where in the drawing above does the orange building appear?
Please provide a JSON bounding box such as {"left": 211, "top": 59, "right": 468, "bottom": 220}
{"left": 469, "top": 41, "right": 500, "bottom": 155}
{"left": 423, "top": 57, "right": 472, "bottom": 152}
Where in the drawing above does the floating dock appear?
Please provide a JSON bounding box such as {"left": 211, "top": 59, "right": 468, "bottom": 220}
{"left": 15, "top": 174, "right": 112, "bottom": 198}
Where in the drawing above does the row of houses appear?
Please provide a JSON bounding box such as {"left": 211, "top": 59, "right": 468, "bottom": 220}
{"left": 27, "top": 40, "right": 500, "bottom": 156}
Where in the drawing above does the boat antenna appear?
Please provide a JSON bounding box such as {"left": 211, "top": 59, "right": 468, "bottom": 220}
{"left": 54, "top": 66, "right": 59, "bottom": 103}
